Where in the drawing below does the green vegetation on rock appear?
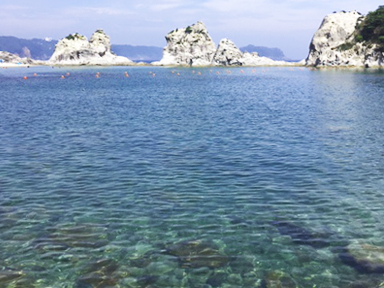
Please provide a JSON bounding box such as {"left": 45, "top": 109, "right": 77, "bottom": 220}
{"left": 65, "top": 33, "right": 85, "bottom": 41}
{"left": 185, "top": 26, "right": 193, "bottom": 34}
{"left": 337, "top": 6, "right": 384, "bottom": 52}
{"left": 358, "top": 6, "right": 384, "bottom": 43}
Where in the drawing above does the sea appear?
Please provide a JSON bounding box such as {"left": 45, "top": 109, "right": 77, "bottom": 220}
{"left": 1, "top": 66, "right": 384, "bottom": 288}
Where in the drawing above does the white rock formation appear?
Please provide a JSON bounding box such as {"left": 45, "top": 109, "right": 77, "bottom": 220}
{"left": 154, "top": 23, "right": 294, "bottom": 66}
{"left": 242, "top": 52, "right": 291, "bottom": 66}
{"left": 212, "top": 38, "right": 243, "bottom": 66}
{"left": 0, "top": 51, "right": 34, "bottom": 65}
{"left": 153, "top": 22, "right": 217, "bottom": 66}
{"left": 49, "top": 30, "right": 132, "bottom": 65}
{"left": 306, "top": 11, "right": 384, "bottom": 67}
{"left": 212, "top": 38, "right": 293, "bottom": 66}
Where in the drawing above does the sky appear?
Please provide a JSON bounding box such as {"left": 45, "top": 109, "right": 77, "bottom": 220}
{"left": 0, "top": 1, "right": 383, "bottom": 60}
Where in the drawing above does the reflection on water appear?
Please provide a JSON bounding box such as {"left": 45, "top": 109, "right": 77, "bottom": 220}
{"left": 1, "top": 67, "right": 384, "bottom": 287}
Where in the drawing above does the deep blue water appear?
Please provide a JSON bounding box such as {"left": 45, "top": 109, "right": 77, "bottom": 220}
{"left": 1, "top": 66, "right": 384, "bottom": 287}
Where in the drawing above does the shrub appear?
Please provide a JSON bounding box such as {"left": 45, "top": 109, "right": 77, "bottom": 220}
{"left": 360, "top": 6, "right": 384, "bottom": 42}
{"left": 356, "top": 35, "right": 363, "bottom": 42}
{"left": 185, "top": 26, "right": 193, "bottom": 34}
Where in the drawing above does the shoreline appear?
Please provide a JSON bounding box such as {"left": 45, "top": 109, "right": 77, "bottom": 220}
{"left": 1, "top": 62, "right": 383, "bottom": 69}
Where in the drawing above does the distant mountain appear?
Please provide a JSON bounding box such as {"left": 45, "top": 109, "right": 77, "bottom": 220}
{"left": 0, "top": 36, "right": 57, "bottom": 60}
{"left": 111, "top": 45, "right": 163, "bottom": 61}
{"left": 240, "top": 45, "right": 289, "bottom": 61}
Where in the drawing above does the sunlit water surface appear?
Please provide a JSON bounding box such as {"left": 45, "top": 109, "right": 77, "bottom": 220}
{"left": 1, "top": 66, "right": 384, "bottom": 288}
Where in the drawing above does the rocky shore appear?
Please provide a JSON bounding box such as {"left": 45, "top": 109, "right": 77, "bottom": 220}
{"left": 2, "top": 7, "right": 384, "bottom": 68}
{"left": 152, "top": 22, "right": 294, "bottom": 67}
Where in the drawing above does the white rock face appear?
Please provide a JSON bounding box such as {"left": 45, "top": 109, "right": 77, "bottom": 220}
{"left": 240, "top": 52, "right": 291, "bottom": 66}
{"left": 154, "top": 23, "right": 294, "bottom": 67}
{"left": 306, "top": 11, "right": 384, "bottom": 67}
{"left": 49, "top": 30, "right": 132, "bottom": 65}
{"left": 153, "top": 22, "right": 217, "bottom": 66}
{"left": 212, "top": 38, "right": 243, "bottom": 66}
{"left": 211, "top": 39, "right": 291, "bottom": 66}
{"left": 0, "top": 51, "right": 34, "bottom": 65}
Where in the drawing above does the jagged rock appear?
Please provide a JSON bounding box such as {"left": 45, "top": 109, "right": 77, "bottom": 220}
{"left": 212, "top": 38, "right": 243, "bottom": 66}
{"left": 0, "top": 51, "right": 34, "bottom": 65}
{"left": 154, "top": 22, "right": 293, "bottom": 66}
{"left": 49, "top": 30, "right": 132, "bottom": 65}
{"left": 153, "top": 21, "right": 217, "bottom": 66}
{"left": 306, "top": 11, "right": 384, "bottom": 67}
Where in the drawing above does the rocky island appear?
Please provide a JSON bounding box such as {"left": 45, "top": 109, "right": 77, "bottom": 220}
{"left": 49, "top": 29, "right": 132, "bottom": 66}
{"left": 153, "top": 21, "right": 292, "bottom": 67}
{"left": 0, "top": 51, "right": 34, "bottom": 66}
{"left": 306, "top": 6, "right": 384, "bottom": 67}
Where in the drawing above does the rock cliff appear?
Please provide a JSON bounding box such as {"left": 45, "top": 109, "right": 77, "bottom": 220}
{"left": 212, "top": 38, "right": 243, "bottom": 66}
{"left": 154, "top": 22, "right": 217, "bottom": 66}
{"left": 0, "top": 51, "right": 34, "bottom": 65}
{"left": 306, "top": 10, "right": 384, "bottom": 67}
{"left": 154, "top": 22, "right": 293, "bottom": 66}
{"left": 49, "top": 30, "right": 132, "bottom": 65}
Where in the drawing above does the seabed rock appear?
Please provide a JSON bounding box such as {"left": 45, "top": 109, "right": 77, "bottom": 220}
{"left": 339, "top": 242, "right": 384, "bottom": 273}
{"left": 0, "top": 270, "right": 25, "bottom": 285}
{"left": 75, "top": 258, "right": 119, "bottom": 288}
{"left": 272, "top": 221, "right": 332, "bottom": 248}
{"left": 261, "top": 270, "right": 297, "bottom": 288}
{"left": 165, "top": 239, "right": 230, "bottom": 269}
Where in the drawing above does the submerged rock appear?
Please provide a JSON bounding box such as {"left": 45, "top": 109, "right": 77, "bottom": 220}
{"left": 165, "top": 239, "right": 230, "bottom": 269}
{"left": 339, "top": 242, "right": 384, "bottom": 273}
{"left": 0, "top": 270, "right": 25, "bottom": 284}
{"left": 75, "top": 258, "right": 119, "bottom": 288}
{"left": 33, "top": 223, "right": 110, "bottom": 255}
{"left": 272, "top": 221, "right": 331, "bottom": 248}
{"left": 49, "top": 29, "right": 132, "bottom": 65}
{"left": 261, "top": 270, "right": 297, "bottom": 288}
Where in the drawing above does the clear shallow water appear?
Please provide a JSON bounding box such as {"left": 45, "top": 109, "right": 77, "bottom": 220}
{"left": 1, "top": 66, "right": 384, "bottom": 287}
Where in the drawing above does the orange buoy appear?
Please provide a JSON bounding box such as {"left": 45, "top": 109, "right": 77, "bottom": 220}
{"left": 23, "top": 76, "right": 27, "bottom": 80}
{"left": 95, "top": 74, "right": 99, "bottom": 78}
{"left": 61, "top": 75, "right": 65, "bottom": 79}
{"left": 176, "top": 73, "right": 180, "bottom": 76}
{"left": 66, "top": 72, "right": 70, "bottom": 76}
{"left": 197, "top": 72, "right": 201, "bottom": 75}
{"left": 33, "top": 73, "right": 37, "bottom": 76}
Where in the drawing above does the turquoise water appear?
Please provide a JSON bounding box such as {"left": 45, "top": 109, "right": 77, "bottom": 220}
{"left": 1, "top": 66, "right": 384, "bottom": 287}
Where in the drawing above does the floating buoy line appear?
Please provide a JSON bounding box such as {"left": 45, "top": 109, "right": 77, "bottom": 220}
{"left": 18, "top": 67, "right": 303, "bottom": 81}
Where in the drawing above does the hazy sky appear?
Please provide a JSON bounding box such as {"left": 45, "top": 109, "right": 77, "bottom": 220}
{"left": 0, "top": 1, "right": 382, "bottom": 59}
